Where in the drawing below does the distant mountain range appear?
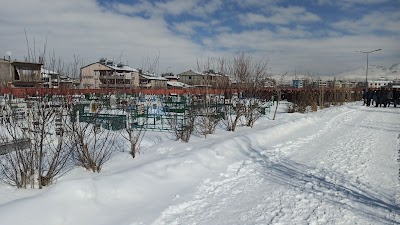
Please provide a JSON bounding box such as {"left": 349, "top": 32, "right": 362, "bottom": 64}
{"left": 269, "top": 63, "right": 400, "bottom": 84}
{"left": 335, "top": 63, "right": 400, "bottom": 81}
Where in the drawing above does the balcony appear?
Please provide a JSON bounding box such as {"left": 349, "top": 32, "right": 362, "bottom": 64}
{"left": 99, "top": 83, "right": 132, "bottom": 88}
{"left": 99, "top": 75, "right": 129, "bottom": 80}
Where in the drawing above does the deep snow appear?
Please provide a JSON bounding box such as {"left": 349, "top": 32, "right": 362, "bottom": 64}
{"left": 0, "top": 102, "right": 399, "bottom": 225}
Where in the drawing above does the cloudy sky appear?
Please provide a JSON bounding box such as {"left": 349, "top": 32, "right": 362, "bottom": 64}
{"left": 0, "top": 0, "right": 399, "bottom": 77}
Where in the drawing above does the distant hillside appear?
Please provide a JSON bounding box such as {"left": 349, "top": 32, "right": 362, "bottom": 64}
{"left": 335, "top": 63, "right": 400, "bottom": 81}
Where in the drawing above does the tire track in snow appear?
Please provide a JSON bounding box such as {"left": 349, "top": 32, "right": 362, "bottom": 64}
{"left": 153, "top": 107, "right": 361, "bottom": 224}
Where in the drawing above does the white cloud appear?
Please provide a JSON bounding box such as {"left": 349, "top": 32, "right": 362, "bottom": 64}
{"left": 339, "top": 0, "right": 390, "bottom": 7}
{"left": 172, "top": 21, "right": 209, "bottom": 35}
{"left": 236, "top": 0, "right": 281, "bottom": 8}
{"left": 237, "top": 5, "right": 321, "bottom": 26}
{"left": 267, "top": 6, "right": 321, "bottom": 25}
{"left": 108, "top": 0, "right": 223, "bottom": 19}
{"left": 201, "top": 27, "right": 399, "bottom": 75}
{"left": 154, "top": 0, "right": 200, "bottom": 16}
{"left": 192, "top": 0, "right": 224, "bottom": 16}
{"left": 317, "top": 0, "right": 390, "bottom": 7}
{"left": 238, "top": 13, "right": 269, "bottom": 25}
{"left": 317, "top": 0, "right": 334, "bottom": 5}
{"left": 275, "top": 26, "right": 313, "bottom": 38}
{"left": 332, "top": 11, "right": 400, "bottom": 34}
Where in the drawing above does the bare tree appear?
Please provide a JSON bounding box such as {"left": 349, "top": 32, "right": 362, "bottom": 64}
{"left": 0, "top": 108, "right": 34, "bottom": 188}
{"left": 67, "top": 104, "right": 116, "bottom": 172}
{"left": 26, "top": 99, "right": 58, "bottom": 189}
{"left": 39, "top": 103, "right": 74, "bottom": 186}
{"left": 120, "top": 104, "right": 147, "bottom": 158}
{"left": 165, "top": 97, "right": 196, "bottom": 142}
{"left": 194, "top": 96, "right": 221, "bottom": 138}
{"left": 140, "top": 52, "right": 160, "bottom": 75}
{"left": 194, "top": 58, "right": 226, "bottom": 137}
{"left": 242, "top": 55, "right": 270, "bottom": 127}
{"left": 0, "top": 97, "right": 74, "bottom": 188}
{"left": 222, "top": 52, "right": 269, "bottom": 130}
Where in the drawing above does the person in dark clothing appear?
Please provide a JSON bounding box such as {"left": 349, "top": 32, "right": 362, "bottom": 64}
{"left": 386, "top": 88, "right": 393, "bottom": 107}
{"left": 393, "top": 88, "right": 399, "bottom": 107}
{"left": 366, "top": 89, "right": 374, "bottom": 106}
{"left": 380, "top": 88, "right": 388, "bottom": 107}
{"left": 375, "top": 90, "right": 381, "bottom": 107}
{"left": 362, "top": 90, "right": 367, "bottom": 106}
{"left": 372, "top": 90, "right": 377, "bottom": 106}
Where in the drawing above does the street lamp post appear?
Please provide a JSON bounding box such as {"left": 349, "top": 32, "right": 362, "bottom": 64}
{"left": 356, "top": 49, "right": 381, "bottom": 91}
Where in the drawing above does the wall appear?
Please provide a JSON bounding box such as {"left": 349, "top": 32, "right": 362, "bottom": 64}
{"left": 0, "top": 60, "right": 12, "bottom": 87}
{"left": 80, "top": 63, "right": 110, "bottom": 89}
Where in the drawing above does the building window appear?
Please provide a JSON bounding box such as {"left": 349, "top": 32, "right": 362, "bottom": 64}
{"left": 189, "top": 76, "right": 192, "bottom": 80}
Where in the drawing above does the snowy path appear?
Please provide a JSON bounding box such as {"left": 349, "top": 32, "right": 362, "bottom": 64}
{"left": 154, "top": 105, "right": 400, "bottom": 225}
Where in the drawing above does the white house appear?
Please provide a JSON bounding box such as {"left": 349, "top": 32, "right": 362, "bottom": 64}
{"left": 368, "top": 77, "right": 393, "bottom": 89}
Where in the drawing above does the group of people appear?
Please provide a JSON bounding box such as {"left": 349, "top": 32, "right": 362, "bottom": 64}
{"left": 362, "top": 87, "right": 399, "bottom": 107}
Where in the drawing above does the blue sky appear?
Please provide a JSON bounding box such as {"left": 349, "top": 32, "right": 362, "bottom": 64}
{"left": 0, "top": 0, "right": 399, "bottom": 77}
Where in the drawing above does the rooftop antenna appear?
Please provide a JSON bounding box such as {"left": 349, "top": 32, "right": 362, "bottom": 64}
{"left": 6, "top": 50, "right": 12, "bottom": 62}
{"left": 117, "top": 50, "right": 124, "bottom": 64}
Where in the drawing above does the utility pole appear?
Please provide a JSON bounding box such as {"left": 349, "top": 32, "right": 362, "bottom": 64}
{"left": 356, "top": 49, "right": 381, "bottom": 91}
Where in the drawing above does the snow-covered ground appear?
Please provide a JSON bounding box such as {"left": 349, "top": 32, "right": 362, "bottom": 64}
{"left": 0, "top": 102, "right": 399, "bottom": 225}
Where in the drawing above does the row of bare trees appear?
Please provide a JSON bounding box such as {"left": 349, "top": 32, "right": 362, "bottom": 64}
{"left": 286, "top": 87, "right": 355, "bottom": 113}
{"left": 159, "top": 52, "right": 272, "bottom": 143}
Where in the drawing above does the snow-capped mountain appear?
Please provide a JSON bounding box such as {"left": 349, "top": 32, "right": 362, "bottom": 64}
{"left": 335, "top": 63, "right": 400, "bottom": 81}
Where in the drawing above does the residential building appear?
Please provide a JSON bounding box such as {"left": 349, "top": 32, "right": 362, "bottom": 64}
{"left": 139, "top": 71, "right": 168, "bottom": 88}
{"left": 161, "top": 72, "right": 179, "bottom": 82}
{"left": 161, "top": 72, "right": 191, "bottom": 88}
{"left": 309, "top": 79, "right": 327, "bottom": 88}
{"left": 292, "top": 79, "right": 304, "bottom": 88}
{"left": 41, "top": 68, "right": 75, "bottom": 88}
{"left": 368, "top": 77, "right": 393, "bottom": 89}
{"left": 80, "top": 58, "right": 139, "bottom": 89}
{"left": 177, "top": 69, "right": 229, "bottom": 87}
{"left": 0, "top": 59, "right": 42, "bottom": 88}
{"left": 332, "top": 80, "right": 342, "bottom": 88}
{"left": 41, "top": 68, "right": 59, "bottom": 88}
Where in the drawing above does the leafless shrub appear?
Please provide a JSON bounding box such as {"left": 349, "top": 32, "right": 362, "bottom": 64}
{"left": 193, "top": 96, "right": 221, "bottom": 138}
{"left": 286, "top": 75, "right": 319, "bottom": 114}
{"left": 0, "top": 98, "right": 74, "bottom": 188}
{"left": 67, "top": 105, "right": 116, "bottom": 172}
{"left": 0, "top": 111, "right": 34, "bottom": 188}
{"left": 165, "top": 100, "right": 196, "bottom": 143}
{"left": 120, "top": 107, "right": 147, "bottom": 159}
{"left": 39, "top": 105, "right": 74, "bottom": 186}
{"left": 222, "top": 99, "right": 245, "bottom": 132}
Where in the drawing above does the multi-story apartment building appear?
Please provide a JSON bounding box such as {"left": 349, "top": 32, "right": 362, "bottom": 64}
{"left": 177, "top": 69, "right": 229, "bottom": 87}
{"left": 80, "top": 58, "right": 139, "bottom": 89}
